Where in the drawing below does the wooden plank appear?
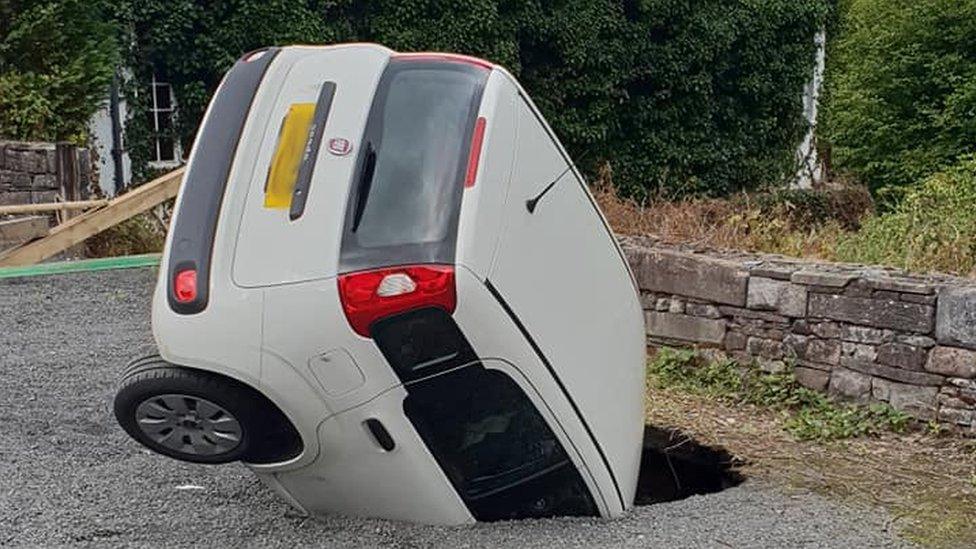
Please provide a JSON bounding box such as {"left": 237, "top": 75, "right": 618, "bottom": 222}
{"left": 0, "top": 200, "right": 108, "bottom": 215}
{"left": 56, "top": 143, "right": 80, "bottom": 200}
{"left": 55, "top": 143, "right": 80, "bottom": 225}
{"left": 0, "top": 168, "right": 184, "bottom": 267}
{"left": 0, "top": 216, "right": 50, "bottom": 249}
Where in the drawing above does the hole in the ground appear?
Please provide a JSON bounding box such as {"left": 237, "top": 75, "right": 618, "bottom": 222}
{"left": 635, "top": 424, "right": 746, "bottom": 505}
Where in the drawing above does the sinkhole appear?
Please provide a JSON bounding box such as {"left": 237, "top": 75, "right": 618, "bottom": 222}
{"left": 634, "top": 425, "right": 746, "bottom": 505}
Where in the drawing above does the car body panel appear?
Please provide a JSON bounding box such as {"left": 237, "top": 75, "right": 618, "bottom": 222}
{"left": 232, "top": 45, "right": 391, "bottom": 288}
{"left": 483, "top": 77, "right": 645, "bottom": 511}
{"left": 148, "top": 44, "right": 644, "bottom": 524}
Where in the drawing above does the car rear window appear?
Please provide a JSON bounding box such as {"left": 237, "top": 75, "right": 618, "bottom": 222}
{"left": 339, "top": 59, "right": 488, "bottom": 272}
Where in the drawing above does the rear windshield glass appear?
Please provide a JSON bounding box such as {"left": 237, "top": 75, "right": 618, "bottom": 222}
{"left": 340, "top": 59, "right": 488, "bottom": 272}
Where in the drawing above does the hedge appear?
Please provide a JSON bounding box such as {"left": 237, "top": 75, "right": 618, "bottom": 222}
{"left": 835, "top": 155, "right": 976, "bottom": 276}
{"left": 0, "top": 0, "right": 118, "bottom": 142}
{"left": 822, "top": 0, "right": 976, "bottom": 196}
{"left": 116, "top": 0, "right": 829, "bottom": 196}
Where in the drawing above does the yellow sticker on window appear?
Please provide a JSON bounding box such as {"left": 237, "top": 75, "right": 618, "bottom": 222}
{"left": 264, "top": 103, "right": 315, "bottom": 209}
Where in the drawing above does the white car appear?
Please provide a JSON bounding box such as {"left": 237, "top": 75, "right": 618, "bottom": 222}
{"left": 114, "top": 43, "right": 646, "bottom": 525}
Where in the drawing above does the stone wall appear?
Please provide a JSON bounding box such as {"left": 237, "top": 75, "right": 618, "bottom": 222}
{"left": 621, "top": 235, "right": 976, "bottom": 434}
{"left": 0, "top": 141, "right": 92, "bottom": 207}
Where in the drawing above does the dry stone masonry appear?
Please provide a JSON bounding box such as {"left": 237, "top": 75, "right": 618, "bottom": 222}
{"left": 1, "top": 141, "right": 94, "bottom": 250}
{"left": 0, "top": 140, "right": 92, "bottom": 207}
{"left": 621, "top": 236, "right": 976, "bottom": 434}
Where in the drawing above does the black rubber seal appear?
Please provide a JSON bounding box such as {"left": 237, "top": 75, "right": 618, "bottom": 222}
{"left": 289, "top": 81, "right": 337, "bottom": 221}
{"left": 167, "top": 47, "right": 280, "bottom": 314}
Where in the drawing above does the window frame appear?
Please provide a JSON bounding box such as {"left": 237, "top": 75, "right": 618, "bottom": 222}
{"left": 147, "top": 74, "right": 182, "bottom": 169}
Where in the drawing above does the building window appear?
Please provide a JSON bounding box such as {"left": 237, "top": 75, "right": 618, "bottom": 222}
{"left": 148, "top": 75, "right": 181, "bottom": 167}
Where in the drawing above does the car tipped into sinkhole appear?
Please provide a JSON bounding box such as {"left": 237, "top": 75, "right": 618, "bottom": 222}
{"left": 113, "top": 43, "right": 646, "bottom": 525}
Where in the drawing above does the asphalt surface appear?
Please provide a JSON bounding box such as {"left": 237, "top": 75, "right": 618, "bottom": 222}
{"left": 0, "top": 267, "right": 912, "bottom": 548}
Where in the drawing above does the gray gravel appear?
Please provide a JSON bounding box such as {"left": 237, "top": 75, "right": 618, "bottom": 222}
{"left": 0, "top": 267, "right": 912, "bottom": 548}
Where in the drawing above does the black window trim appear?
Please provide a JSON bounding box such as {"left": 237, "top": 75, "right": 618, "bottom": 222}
{"left": 403, "top": 362, "right": 599, "bottom": 520}
{"left": 289, "top": 80, "right": 337, "bottom": 221}
{"left": 371, "top": 306, "right": 601, "bottom": 519}
{"left": 167, "top": 47, "right": 279, "bottom": 314}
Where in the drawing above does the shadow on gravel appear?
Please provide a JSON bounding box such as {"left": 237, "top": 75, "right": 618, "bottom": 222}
{"left": 635, "top": 425, "right": 746, "bottom": 505}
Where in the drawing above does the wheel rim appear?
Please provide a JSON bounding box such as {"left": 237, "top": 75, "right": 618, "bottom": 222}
{"left": 135, "top": 394, "right": 243, "bottom": 456}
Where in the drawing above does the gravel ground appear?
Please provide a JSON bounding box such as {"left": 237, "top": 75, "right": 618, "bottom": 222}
{"left": 0, "top": 268, "right": 912, "bottom": 548}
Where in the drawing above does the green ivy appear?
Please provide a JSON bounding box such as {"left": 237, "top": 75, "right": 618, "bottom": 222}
{"left": 609, "top": 0, "right": 832, "bottom": 197}
{"left": 116, "top": 0, "right": 829, "bottom": 195}
{"left": 112, "top": 0, "right": 354, "bottom": 181}
{"left": 0, "top": 0, "right": 118, "bottom": 142}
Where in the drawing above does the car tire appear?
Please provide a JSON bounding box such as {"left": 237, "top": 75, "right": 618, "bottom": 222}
{"left": 114, "top": 359, "right": 265, "bottom": 464}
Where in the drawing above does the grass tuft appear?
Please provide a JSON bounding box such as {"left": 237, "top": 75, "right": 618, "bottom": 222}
{"left": 647, "top": 348, "right": 910, "bottom": 441}
{"left": 595, "top": 157, "right": 976, "bottom": 278}
{"left": 834, "top": 155, "right": 976, "bottom": 277}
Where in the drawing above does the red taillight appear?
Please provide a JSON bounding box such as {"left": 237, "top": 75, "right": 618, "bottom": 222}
{"left": 174, "top": 269, "right": 198, "bottom": 303}
{"left": 338, "top": 265, "right": 456, "bottom": 337}
{"left": 464, "top": 117, "right": 487, "bottom": 188}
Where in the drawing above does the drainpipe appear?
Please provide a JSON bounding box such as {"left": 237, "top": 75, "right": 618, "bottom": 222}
{"left": 110, "top": 69, "right": 125, "bottom": 194}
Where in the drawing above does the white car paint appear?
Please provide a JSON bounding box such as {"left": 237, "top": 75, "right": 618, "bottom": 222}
{"left": 151, "top": 43, "right": 644, "bottom": 525}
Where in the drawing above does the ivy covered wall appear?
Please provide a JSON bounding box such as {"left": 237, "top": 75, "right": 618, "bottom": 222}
{"left": 117, "top": 0, "right": 831, "bottom": 196}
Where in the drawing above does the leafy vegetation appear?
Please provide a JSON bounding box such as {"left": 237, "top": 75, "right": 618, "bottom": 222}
{"left": 601, "top": 155, "right": 976, "bottom": 278}
{"left": 607, "top": 0, "right": 832, "bottom": 197}
{"left": 0, "top": 0, "right": 118, "bottom": 142}
{"left": 116, "top": 0, "right": 831, "bottom": 195}
{"left": 822, "top": 0, "right": 976, "bottom": 195}
{"left": 84, "top": 211, "right": 166, "bottom": 258}
{"left": 647, "top": 348, "right": 910, "bottom": 441}
{"left": 835, "top": 155, "right": 976, "bottom": 276}
{"left": 595, "top": 181, "right": 867, "bottom": 260}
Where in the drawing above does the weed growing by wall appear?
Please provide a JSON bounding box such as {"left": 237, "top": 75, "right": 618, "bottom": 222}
{"left": 835, "top": 155, "right": 976, "bottom": 276}
{"left": 647, "top": 348, "right": 910, "bottom": 441}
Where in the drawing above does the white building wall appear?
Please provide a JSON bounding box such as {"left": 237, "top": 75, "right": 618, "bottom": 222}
{"left": 794, "top": 28, "right": 826, "bottom": 189}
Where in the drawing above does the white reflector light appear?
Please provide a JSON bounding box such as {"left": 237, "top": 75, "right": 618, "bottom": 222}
{"left": 376, "top": 273, "right": 417, "bottom": 297}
